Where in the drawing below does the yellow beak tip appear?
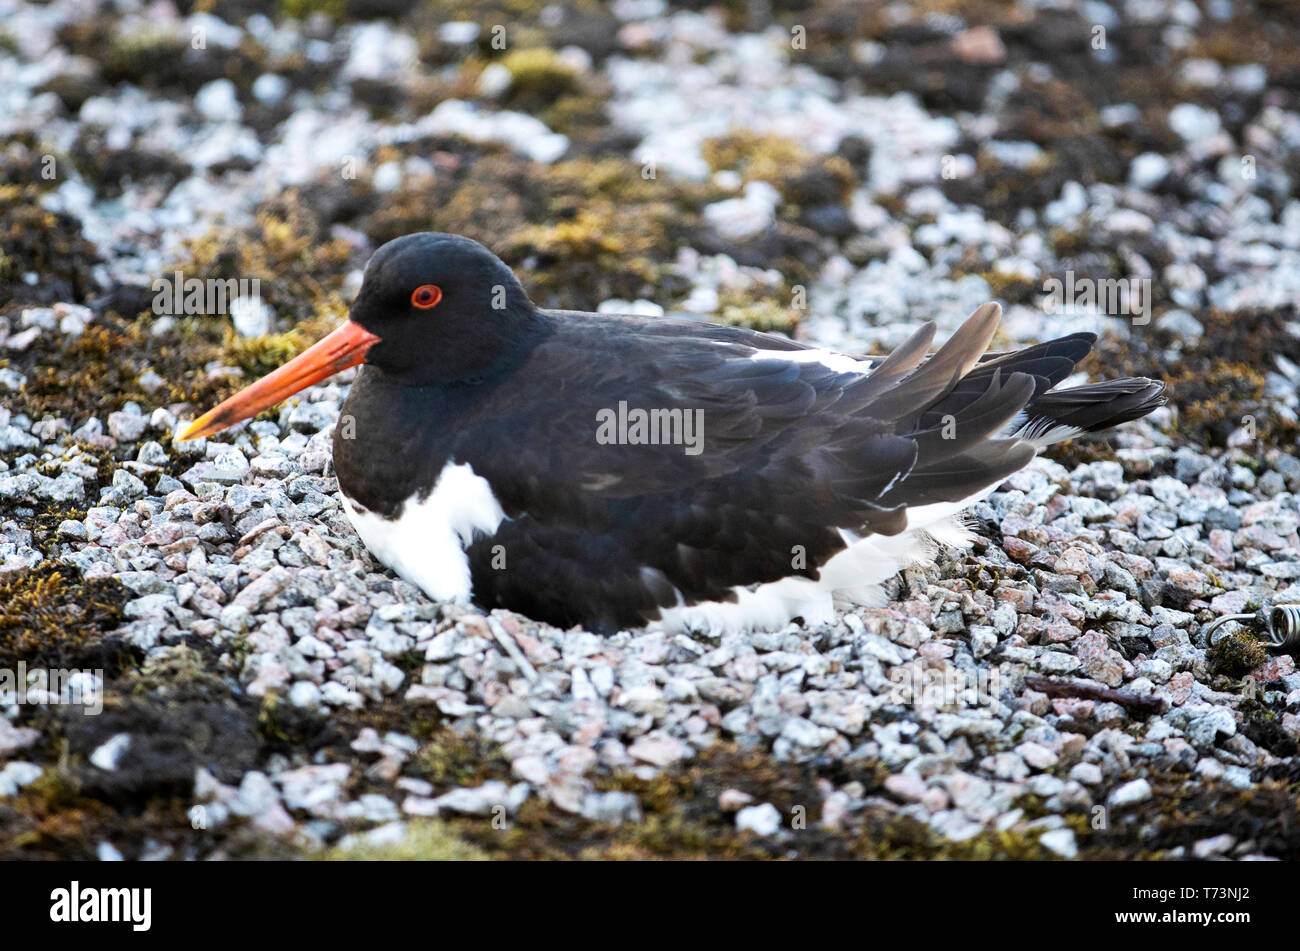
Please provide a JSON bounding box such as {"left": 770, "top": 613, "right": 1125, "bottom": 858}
{"left": 177, "top": 420, "right": 206, "bottom": 442}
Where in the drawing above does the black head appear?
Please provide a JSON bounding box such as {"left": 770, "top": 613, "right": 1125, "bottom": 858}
{"left": 348, "top": 233, "right": 544, "bottom": 385}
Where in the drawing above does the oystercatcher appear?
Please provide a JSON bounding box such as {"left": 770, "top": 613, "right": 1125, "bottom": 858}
{"left": 181, "top": 233, "right": 1166, "bottom": 635}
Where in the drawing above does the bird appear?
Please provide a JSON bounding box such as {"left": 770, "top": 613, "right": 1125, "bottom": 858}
{"left": 180, "top": 232, "right": 1167, "bottom": 636}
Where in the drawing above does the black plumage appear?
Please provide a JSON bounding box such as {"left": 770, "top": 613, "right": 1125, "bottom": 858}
{"left": 328, "top": 233, "right": 1168, "bottom": 633}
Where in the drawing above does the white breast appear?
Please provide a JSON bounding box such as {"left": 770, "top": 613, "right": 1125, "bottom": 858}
{"left": 341, "top": 462, "right": 994, "bottom": 637}
{"left": 341, "top": 462, "right": 506, "bottom": 603}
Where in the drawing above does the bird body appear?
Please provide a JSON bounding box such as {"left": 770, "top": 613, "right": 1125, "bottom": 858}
{"left": 182, "top": 233, "right": 1167, "bottom": 636}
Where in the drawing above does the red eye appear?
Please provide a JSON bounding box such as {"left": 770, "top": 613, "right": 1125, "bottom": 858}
{"left": 411, "top": 284, "right": 442, "bottom": 309}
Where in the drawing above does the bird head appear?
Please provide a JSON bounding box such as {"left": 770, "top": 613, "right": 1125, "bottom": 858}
{"left": 178, "top": 232, "right": 535, "bottom": 441}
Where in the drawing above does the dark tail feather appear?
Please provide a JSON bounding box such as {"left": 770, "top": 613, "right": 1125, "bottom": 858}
{"left": 1023, "top": 378, "right": 1167, "bottom": 435}
{"left": 915, "top": 332, "right": 1097, "bottom": 432}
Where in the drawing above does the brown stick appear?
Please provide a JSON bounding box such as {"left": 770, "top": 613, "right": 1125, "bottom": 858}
{"left": 1024, "top": 674, "right": 1166, "bottom": 717}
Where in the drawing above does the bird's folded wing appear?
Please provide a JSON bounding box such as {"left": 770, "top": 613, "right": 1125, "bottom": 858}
{"left": 451, "top": 304, "right": 1041, "bottom": 542}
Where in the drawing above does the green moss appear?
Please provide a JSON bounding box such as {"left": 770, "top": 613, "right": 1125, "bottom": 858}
{"left": 0, "top": 565, "right": 129, "bottom": 670}
{"left": 227, "top": 630, "right": 255, "bottom": 674}
{"left": 1048, "top": 226, "right": 1086, "bottom": 258}
{"left": 450, "top": 743, "right": 1064, "bottom": 859}
{"left": 323, "top": 820, "right": 489, "bottom": 860}
{"left": 135, "top": 645, "right": 229, "bottom": 697}
{"left": 1064, "top": 304, "right": 1300, "bottom": 451}
{"left": 19, "top": 324, "right": 148, "bottom": 418}
{"left": 416, "top": 729, "right": 509, "bottom": 788}
{"left": 1207, "top": 631, "right": 1268, "bottom": 679}
{"left": 0, "top": 181, "right": 246, "bottom": 427}
{"left": 145, "top": 192, "right": 357, "bottom": 407}
{"left": 539, "top": 94, "right": 608, "bottom": 137}
{"left": 102, "top": 29, "right": 189, "bottom": 86}
{"left": 0, "top": 767, "right": 93, "bottom": 859}
{"left": 221, "top": 326, "right": 313, "bottom": 379}
{"left": 702, "top": 131, "right": 855, "bottom": 209}
{"left": 26, "top": 502, "right": 90, "bottom": 560}
{"left": 257, "top": 690, "right": 333, "bottom": 754}
{"left": 1169, "top": 361, "right": 1266, "bottom": 445}
{"left": 179, "top": 192, "right": 354, "bottom": 327}
{"left": 1238, "top": 699, "right": 1299, "bottom": 758}
{"left": 360, "top": 136, "right": 817, "bottom": 309}
{"left": 0, "top": 184, "right": 99, "bottom": 308}
{"left": 716, "top": 295, "right": 800, "bottom": 334}
{"left": 471, "top": 156, "right": 706, "bottom": 308}
{"left": 703, "top": 132, "right": 808, "bottom": 184}
{"left": 416, "top": 736, "right": 1300, "bottom": 859}
{"left": 1, "top": 758, "right": 299, "bottom": 860}
{"left": 281, "top": 0, "right": 348, "bottom": 19}
{"left": 1105, "top": 774, "right": 1300, "bottom": 857}
{"left": 500, "top": 48, "right": 579, "bottom": 106}
{"left": 977, "top": 269, "right": 1039, "bottom": 306}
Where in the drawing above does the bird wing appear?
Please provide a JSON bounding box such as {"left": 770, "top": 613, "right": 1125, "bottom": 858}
{"left": 447, "top": 304, "right": 1051, "bottom": 629}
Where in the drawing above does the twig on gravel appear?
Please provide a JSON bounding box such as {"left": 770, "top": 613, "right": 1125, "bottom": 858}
{"left": 237, "top": 517, "right": 287, "bottom": 546}
{"left": 487, "top": 615, "right": 538, "bottom": 683}
{"left": 1023, "top": 674, "right": 1166, "bottom": 717}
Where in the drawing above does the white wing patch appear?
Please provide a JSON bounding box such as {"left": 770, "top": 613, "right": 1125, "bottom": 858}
{"left": 341, "top": 461, "right": 506, "bottom": 603}
{"left": 752, "top": 346, "right": 876, "bottom": 375}
{"left": 1002, "top": 409, "right": 1084, "bottom": 448}
{"left": 651, "top": 491, "right": 992, "bottom": 637}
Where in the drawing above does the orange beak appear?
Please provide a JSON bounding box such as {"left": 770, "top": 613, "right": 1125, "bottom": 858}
{"left": 178, "top": 320, "right": 381, "bottom": 441}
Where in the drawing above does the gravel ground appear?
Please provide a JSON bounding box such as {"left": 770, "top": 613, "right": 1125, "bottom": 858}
{"left": 2, "top": 0, "right": 1300, "bottom": 859}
